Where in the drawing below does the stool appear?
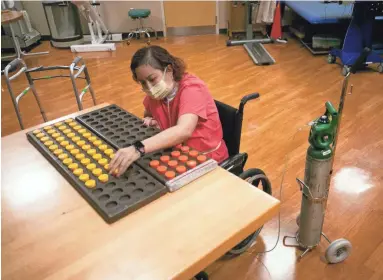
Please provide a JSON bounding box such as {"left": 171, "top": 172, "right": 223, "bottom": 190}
{"left": 126, "top": 8, "right": 158, "bottom": 45}
{"left": 1, "top": 10, "right": 49, "bottom": 60}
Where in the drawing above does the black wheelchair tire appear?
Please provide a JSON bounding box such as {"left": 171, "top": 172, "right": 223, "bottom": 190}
{"left": 239, "top": 168, "right": 272, "bottom": 195}
{"left": 226, "top": 168, "right": 272, "bottom": 256}
{"left": 194, "top": 271, "right": 209, "bottom": 280}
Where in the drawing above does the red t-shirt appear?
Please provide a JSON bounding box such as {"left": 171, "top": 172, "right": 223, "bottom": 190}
{"left": 143, "top": 73, "right": 229, "bottom": 163}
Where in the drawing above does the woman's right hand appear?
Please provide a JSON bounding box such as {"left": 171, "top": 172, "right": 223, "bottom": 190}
{"left": 143, "top": 117, "right": 159, "bottom": 128}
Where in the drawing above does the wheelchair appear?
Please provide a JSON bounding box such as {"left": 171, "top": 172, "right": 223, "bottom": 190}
{"left": 194, "top": 93, "right": 273, "bottom": 280}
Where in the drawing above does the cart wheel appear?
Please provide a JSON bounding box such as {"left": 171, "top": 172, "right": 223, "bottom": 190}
{"left": 327, "top": 54, "right": 336, "bottom": 64}
{"left": 342, "top": 66, "right": 350, "bottom": 76}
{"left": 226, "top": 169, "right": 272, "bottom": 256}
{"left": 325, "top": 238, "right": 352, "bottom": 264}
{"left": 296, "top": 213, "right": 300, "bottom": 226}
{"left": 378, "top": 63, "right": 383, "bottom": 73}
{"left": 194, "top": 271, "right": 208, "bottom": 280}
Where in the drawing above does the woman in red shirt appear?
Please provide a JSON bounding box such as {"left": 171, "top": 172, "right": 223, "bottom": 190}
{"left": 110, "top": 46, "right": 229, "bottom": 177}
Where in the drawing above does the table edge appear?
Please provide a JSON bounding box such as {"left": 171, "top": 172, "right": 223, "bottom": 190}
{"left": 176, "top": 199, "right": 280, "bottom": 280}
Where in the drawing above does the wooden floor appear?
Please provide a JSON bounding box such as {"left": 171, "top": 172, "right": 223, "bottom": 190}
{"left": 2, "top": 35, "right": 383, "bottom": 280}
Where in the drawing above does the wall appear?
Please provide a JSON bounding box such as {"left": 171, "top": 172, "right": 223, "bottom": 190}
{"left": 101, "top": 1, "right": 163, "bottom": 33}
{"left": 218, "top": 1, "right": 228, "bottom": 29}
{"left": 20, "top": 1, "right": 229, "bottom": 37}
{"left": 20, "top": 1, "right": 164, "bottom": 36}
{"left": 21, "top": 1, "right": 89, "bottom": 35}
{"left": 21, "top": 1, "right": 50, "bottom": 36}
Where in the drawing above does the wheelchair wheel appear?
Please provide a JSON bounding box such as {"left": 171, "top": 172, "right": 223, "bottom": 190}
{"left": 239, "top": 168, "right": 272, "bottom": 195}
{"left": 194, "top": 271, "right": 209, "bottom": 280}
{"left": 226, "top": 168, "right": 272, "bottom": 256}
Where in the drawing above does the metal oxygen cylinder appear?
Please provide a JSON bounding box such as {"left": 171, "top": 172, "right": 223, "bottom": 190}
{"left": 297, "top": 102, "right": 339, "bottom": 248}
{"left": 283, "top": 63, "right": 356, "bottom": 263}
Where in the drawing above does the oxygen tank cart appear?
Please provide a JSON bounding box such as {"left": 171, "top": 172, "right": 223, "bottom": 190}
{"left": 282, "top": 69, "right": 354, "bottom": 264}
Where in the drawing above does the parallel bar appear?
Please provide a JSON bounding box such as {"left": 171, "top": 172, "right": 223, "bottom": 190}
{"left": 227, "top": 38, "right": 272, "bottom": 46}
{"left": 26, "top": 65, "right": 81, "bottom": 73}
{"left": 31, "top": 76, "right": 87, "bottom": 81}
{"left": 244, "top": 43, "right": 275, "bottom": 66}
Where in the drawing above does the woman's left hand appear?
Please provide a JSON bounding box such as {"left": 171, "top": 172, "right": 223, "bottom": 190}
{"left": 109, "top": 146, "right": 140, "bottom": 177}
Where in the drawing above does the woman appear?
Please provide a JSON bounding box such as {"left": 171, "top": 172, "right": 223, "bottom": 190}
{"left": 109, "top": 46, "right": 229, "bottom": 177}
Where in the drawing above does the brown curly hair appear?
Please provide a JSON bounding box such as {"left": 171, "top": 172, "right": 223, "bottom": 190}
{"left": 130, "top": 46, "right": 186, "bottom": 82}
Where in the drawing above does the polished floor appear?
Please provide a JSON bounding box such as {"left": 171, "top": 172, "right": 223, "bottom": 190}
{"left": 2, "top": 35, "right": 383, "bottom": 280}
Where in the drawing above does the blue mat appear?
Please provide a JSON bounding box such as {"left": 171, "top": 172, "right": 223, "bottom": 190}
{"left": 285, "top": 1, "right": 354, "bottom": 24}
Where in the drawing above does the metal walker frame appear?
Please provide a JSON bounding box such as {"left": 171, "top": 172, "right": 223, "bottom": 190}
{"left": 3, "top": 56, "right": 97, "bottom": 130}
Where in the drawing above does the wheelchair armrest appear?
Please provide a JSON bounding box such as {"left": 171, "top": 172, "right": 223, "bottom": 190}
{"left": 220, "top": 152, "right": 248, "bottom": 175}
{"left": 239, "top": 93, "right": 260, "bottom": 113}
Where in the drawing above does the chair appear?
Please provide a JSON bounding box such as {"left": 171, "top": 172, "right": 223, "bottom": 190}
{"left": 126, "top": 8, "right": 158, "bottom": 45}
{"left": 216, "top": 93, "right": 272, "bottom": 256}
{"left": 194, "top": 93, "right": 273, "bottom": 280}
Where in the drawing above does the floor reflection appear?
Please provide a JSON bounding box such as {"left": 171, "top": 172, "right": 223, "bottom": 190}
{"left": 333, "top": 167, "right": 373, "bottom": 194}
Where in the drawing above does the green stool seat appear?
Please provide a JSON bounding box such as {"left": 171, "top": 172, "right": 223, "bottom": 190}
{"left": 128, "top": 9, "right": 151, "bottom": 19}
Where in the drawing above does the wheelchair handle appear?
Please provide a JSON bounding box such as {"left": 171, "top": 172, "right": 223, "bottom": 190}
{"left": 239, "top": 93, "right": 260, "bottom": 113}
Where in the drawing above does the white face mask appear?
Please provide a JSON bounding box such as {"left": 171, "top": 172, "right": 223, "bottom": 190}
{"left": 146, "top": 67, "right": 174, "bottom": 100}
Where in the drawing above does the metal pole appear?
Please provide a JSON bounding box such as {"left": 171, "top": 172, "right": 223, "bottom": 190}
{"left": 331, "top": 72, "right": 350, "bottom": 165}
{"left": 84, "top": 66, "right": 97, "bottom": 106}
{"left": 7, "top": 23, "right": 21, "bottom": 59}
{"left": 25, "top": 71, "right": 48, "bottom": 122}
{"left": 245, "top": 1, "right": 252, "bottom": 40}
{"left": 227, "top": 38, "right": 272, "bottom": 46}
{"left": 5, "top": 65, "right": 24, "bottom": 129}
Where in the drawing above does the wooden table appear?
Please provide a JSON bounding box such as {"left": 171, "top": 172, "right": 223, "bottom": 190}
{"left": 1, "top": 10, "right": 48, "bottom": 60}
{"left": 1, "top": 104, "right": 280, "bottom": 280}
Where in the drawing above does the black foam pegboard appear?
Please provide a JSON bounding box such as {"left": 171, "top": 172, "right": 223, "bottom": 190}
{"left": 27, "top": 120, "right": 167, "bottom": 224}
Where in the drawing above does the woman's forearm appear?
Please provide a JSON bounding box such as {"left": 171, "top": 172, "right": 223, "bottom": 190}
{"left": 142, "top": 125, "right": 190, "bottom": 153}
{"left": 141, "top": 113, "right": 198, "bottom": 154}
{"left": 144, "top": 110, "right": 152, "bottom": 118}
